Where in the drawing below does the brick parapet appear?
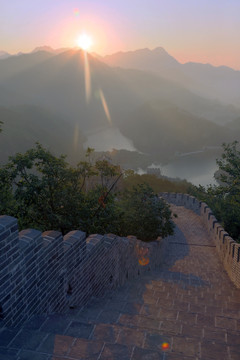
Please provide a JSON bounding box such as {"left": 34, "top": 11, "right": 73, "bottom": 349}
{"left": 0, "top": 215, "right": 164, "bottom": 328}
{"left": 159, "top": 192, "right": 240, "bottom": 289}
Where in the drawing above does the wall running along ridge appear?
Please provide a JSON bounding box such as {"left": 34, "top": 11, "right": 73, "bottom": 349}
{"left": 1, "top": 193, "right": 239, "bottom": 328}
{"left": 159, "top": 192, "right": 240, "bottom": 289}
{"left": 0, "top": 217, "right": 163, "bottom": 328}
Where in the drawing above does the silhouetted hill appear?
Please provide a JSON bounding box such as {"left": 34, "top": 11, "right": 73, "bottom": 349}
{"left": 0, "top": 51, "right": 11, "bottom": 60}
{"left": 226, "top": 117, "right": 240, "bottom": 130}
{"left": 32, "top": 46, "right": 70, "bottom": 54}
{"left": 104, "top": 47, "right": 179, "bottom": 71}
{"left": 118, "top": 100, "right": 238, "bottom": 160}
{"left": 0, "top": 105, "right": 85, "bottom": 164}
{"left": 1, "top": 49, "right": 239, "bottom": 127}
{"left": 0, "top": 48, "right": 240, "bottom": 164}
{"left": 0, "top": 51, "right": 55, "bottom": 81}
{"left": 102, "top": 47, "right": 240, "bottom": 108}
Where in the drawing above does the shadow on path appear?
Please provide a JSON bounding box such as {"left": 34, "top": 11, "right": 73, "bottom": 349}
{"left": 157, "top": 224, "right": 210, "bottom": 289}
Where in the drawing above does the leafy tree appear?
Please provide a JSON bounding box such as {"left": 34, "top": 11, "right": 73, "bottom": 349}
{"left": 0, "top": 143, "right": 86, "bottom": 233}
{"left": 0, "top": 144, "right": 175, "bottom": 241}
{"left": 117, "top": 183, "right": 174, "bottom": 241}
{"left": 0, "top": 120, "right": 3, "bottom": 132}
{"left": 122, "top": 171, "right": 194, "bottom": 194}
{"left": 190, "top": 141, "right": 240, "bottom": 243}
{"left": 95, "top": 159, "right": 121, "bottom": 188}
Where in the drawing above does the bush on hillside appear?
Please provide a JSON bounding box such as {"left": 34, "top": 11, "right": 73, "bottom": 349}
{"left": 0, "top": 143, "right": 175, "bottom": 241}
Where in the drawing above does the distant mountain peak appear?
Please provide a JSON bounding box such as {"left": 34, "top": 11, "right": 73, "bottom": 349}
{"left": 102, "top": 46, "right": 180, "bottom": 72}
{"left": 0, "top": 50, "right": 11, "bottom": 60}
{"left": 32, "top": 46, "right": 55, "bottom": 53}
{"left": 32, "top": 45, "right": 70, "bottom": 55}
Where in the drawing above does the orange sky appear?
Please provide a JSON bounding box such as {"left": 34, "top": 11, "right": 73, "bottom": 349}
{"left": 1, "top": 0, "right": 240, "bottom": 69}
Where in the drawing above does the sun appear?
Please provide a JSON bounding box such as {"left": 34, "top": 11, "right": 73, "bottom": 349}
{"left": 77, "top": 33, "right": 93, "bottom": 51}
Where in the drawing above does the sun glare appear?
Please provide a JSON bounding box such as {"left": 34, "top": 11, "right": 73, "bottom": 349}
{"left": 77, "top": 34, "right": 93, "bottom": 51}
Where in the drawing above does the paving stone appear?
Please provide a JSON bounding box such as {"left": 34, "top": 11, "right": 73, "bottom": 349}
{"left": 99, "top": 343, "right": 132, "bottom": 360}
{"left": 201, "top": 340, "right": 229, "bottom": 360}
{"left": 131, "top": 346, "right": 164, "bottom": 360}
{"left": 76, "top": 306, "right": 103, "bottom": 322}
{"left": 159, "top": 320, "right": 182, "bottom": 335}
{"left": 40, "top": 315, "right": 72, "bottom": 334}
{"left": 0, "top": 348, "right": 19, "bottom": 360}
{"left": 203, "top": 327, "right": 226, "bottom": 343}
{"left": 177, "top": 311, "right": 197, "bottom": 325}
{"left": 172, "top": 300, "right": 189, "bottom": 312}
{"left": 22, "top": 315, "right": 47, "bottom": 330}
{"left": 117, "top": 314, "right": 139, "bottom": 327}
{"left": 0, "top": 327, "right": 21, "bottom": 347}
{"left": 164, "top": 354, "right": 196, "bottom": 360}
{"left": 144, "top": 332, "right": 171, "bottom": 352}
{"left": 205, "top": 306, "right": 223, "bottom": 316}
{"left": 196, "top": 314, "right": 215, "bottom": 327}
{"left": 8, "top": 329, "right": 47, "bottom": 350}
{"left": 37, "top": 334, "right": 74, "bottom": 355}
{"left": 188, "top": 303, "right": 206, "bottom": 314}
{"left": 229, "top": 346, "right": 240, "bottom": 360}
{"left": 215, "top": 316, "right": 237, "bottom": 330}
{"left": 181, "top": 324, "right": 203, "bottom": 338}
{"left": 104, "top": 300, "right": 126, "bottom": 312}
{"left": 65, "top": 321, "right": 94, "bottom": 338}
{"left": 96, "top": 310, "right": 121, "bottom": 324}
{"left": 140, "top": 304, "right": 161, "bottom": 318}
{"left": 69, "top": 338, "right": 103, "bottom": 359}
{"left": 138, "top": 316, "right": 161, "bottom": 331}
{"left": 226, "top": 331, "right": 240, "bottom": 346}
{"left": 18, "top": 350, "right": 50, "bottom": 360}
{"left": 157, "top": 309, "right": 178, "bottom": 321}
{"left": 90, "top": 324, "right": 120, "bottom": 342}
{"left": 117, "top": 327, "right": 145, "bottom": 347}
{"left": 172, "top": 336, "right": 200, "bottom": 357}
{"left": 122, "top": 302, "right": 143, "bottom": 315}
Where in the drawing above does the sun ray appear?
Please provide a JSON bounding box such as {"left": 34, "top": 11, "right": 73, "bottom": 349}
{"left": 83, "top": 51, "right": 91, "bottom": 103}
{"left": 99, "top": 89, "right": 112, "bottom": 125}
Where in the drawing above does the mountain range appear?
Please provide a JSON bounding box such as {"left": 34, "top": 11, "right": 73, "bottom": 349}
{"left": 0, "top": 46, "right": 239, "bottom": 168}
{"left": 102, "top": 47, "right": 240, "bottom": 108}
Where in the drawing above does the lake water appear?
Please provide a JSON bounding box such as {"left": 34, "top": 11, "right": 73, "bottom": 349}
{"left": 84, "top": 127, "right": 219, "bottom": 186}
{"left": 83, "top": 126, "right": 137, "bottom": 152}
{"left": 147, "top": 155, "right": 218, "bottom": 186}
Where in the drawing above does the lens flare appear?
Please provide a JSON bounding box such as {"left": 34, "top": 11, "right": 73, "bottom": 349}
{"left": 83, "top": 52, "right": 91, "bottom": 103}
{"left": 137, "top": 247, "right": 150, "bottom": 266}
{"left": 74, "top": 9, "right": 80, "bottom": 17}
{"left": 161, "top": 342, "right": 170, "bottom": 351}
{"left": 99, "top": 89, "right": 112, "bottom": 125}
{"left": 139, "top": 257, "right": 150, "bottom": 266}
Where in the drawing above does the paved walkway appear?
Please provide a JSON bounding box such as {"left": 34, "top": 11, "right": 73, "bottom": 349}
{"left": 1, "top": 206, "right": 240, "bottom": 360}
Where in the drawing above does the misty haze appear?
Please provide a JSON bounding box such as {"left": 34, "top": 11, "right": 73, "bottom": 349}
{"left": 0, "top": 46, "right": 239, "bottom": 185}
{"left": 1, "top": 2, "right": 240, "bottom": 359}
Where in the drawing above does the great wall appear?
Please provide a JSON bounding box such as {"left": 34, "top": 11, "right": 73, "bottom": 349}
{"left": 1, "top": 193, "right": 239, "bottom": 331}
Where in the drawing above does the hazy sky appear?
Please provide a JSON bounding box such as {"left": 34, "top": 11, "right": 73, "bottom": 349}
{"left": 1, "top": 0, "right": 240, "bottom": 69}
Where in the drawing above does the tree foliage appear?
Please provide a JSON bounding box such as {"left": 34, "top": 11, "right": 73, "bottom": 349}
{"left": 117, "top": 183, "right": 174, "bottom": 241}
{"left": 190, "top": 141, "right": 240, "bottom": 243}
{"left": 0, "top": 143, "right": 175, "bottom": 241}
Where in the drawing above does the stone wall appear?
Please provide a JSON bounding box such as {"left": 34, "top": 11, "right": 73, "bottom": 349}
{"left": 159, "top": 192, "right": 240, "bottom": 289}
{"left": 0, "top": 216, "right": 163, "bottom": 328}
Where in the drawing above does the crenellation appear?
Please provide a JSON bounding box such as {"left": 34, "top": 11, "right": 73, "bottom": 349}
{"left": 159, "top": 192, "right": 240, "bottom": 289}
{"left": 4, "top": 192, "right": 237, "bottom": 329}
